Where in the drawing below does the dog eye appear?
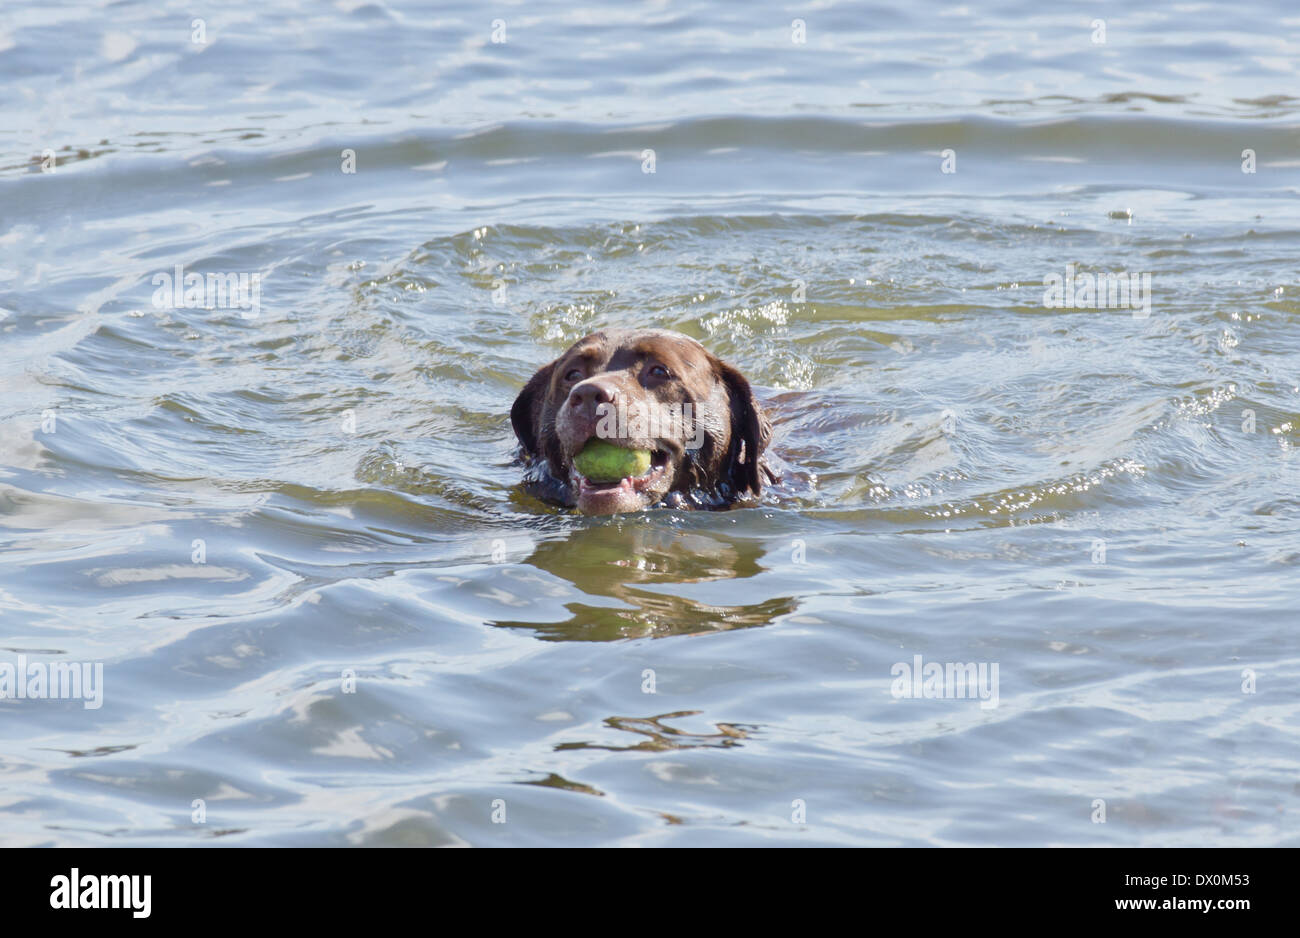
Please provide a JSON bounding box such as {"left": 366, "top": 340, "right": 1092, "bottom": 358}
{"left": 648, "top": 364, "right": 671, "bottom": 379}
{"left": 564, "top": 368, "right": 584, "bottom": 382}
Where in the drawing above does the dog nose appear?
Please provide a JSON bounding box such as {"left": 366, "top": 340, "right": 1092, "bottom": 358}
{"left": 567, "top": 377, "right": 619, "bottom": 412}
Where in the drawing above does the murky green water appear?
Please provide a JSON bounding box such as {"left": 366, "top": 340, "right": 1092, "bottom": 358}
{"left": 1, "top": 0, "right": 1298, "bottom": 846}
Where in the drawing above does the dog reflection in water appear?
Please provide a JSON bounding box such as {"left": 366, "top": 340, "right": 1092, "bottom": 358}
{"left": 490, "top": 523, "right": 796, "bottom": 641}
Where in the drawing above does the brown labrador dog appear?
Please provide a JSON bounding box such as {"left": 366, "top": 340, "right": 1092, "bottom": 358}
{"left": 512, "top": 329, "right": 775, "bottom": 514}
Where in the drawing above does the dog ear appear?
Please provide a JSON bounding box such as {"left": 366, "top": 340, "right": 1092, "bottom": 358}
{"left": 716, "top": 360, "right": 772, "bottom": 496}
{"left": 511, "top": 360, "right": 556, "bottom": 456}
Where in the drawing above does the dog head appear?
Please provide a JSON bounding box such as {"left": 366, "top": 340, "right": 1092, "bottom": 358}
{"left": 512, "top": 329, "right": 771, "bottom": 514}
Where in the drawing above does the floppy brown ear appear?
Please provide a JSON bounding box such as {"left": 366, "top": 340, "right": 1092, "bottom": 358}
{"left": 511, "top": 360, "right": 555, "bottom": 456}
{"left": 716, "top": 360, "right": 772, "bottom": 496}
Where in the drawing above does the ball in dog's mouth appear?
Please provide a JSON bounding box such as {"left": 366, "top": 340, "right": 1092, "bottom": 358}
{"left": 569, "top": 439, "right": 671, "bottom": 514}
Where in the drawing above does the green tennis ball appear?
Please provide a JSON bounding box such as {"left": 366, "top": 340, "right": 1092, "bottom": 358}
{"left": 574, "top": 439, "right": 652, "bottom": 482}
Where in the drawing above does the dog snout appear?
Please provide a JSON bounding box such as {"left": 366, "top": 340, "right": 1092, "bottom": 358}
{"left": 566, "top": 376, "right": 620, "bottom": 418}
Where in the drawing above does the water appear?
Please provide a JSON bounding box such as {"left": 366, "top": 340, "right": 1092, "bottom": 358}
{"left": 1, "top": 0, "right": 1298, "bottom": 846}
